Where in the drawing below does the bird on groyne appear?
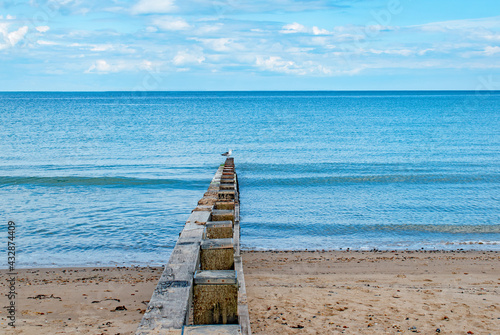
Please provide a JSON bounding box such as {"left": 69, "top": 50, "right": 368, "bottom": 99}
{"left": 221, "top": 149, "right": 232, "bottom": 157}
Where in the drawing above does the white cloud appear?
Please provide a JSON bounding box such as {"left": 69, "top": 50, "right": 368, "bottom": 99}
{"left": 280, "top": 22, "right": 307, "bottom": 34}
{"left": 152, "top": 17, "right": 190, "bottom": 31}
{"left": 86, "top": 59, "right": 113, "bottom": 73}
{"left": 309, "top": 36, "right": 331, "bottom": 46}
{"left": 7, "top": 26, "right": 28, "bottom": 46}
{"left": 286, "top": 47, "right": 315, "bottom": 53}
{"left": 256, "top": 56, "right": 298, "bottom": 73}
{"left": 85, "top": 59, "right": 155, "bottom": 74}
{"left": 36, "top": 26, "right": 50, "bottom": 33}
{"left": 483, "top": 46, "right": 500, "bottom": 56}
{"left": 281, "top": 22, "right": 374, "bottom": 38}
{"left": 173, "top": 50, "right": 205, "bottom": 65}
{"left": 67, "top": 42, "right": 136, "bottom": 54}
{"left": 129, "top": 0, "right": 344, "bottom": 16}
{"left": 196, "top": 23, "right": 223, "bottom": 35}
{"left": 481, "top": 33, "right": 500, "bottom": 41}
{"left": 90, "top": 44, "right": 114, "bottom": 52}
{"left": 280, "top": 22, "right": 394, "bottom": 39}
{"left": 49, "top": 0, "right": 79, "bottom": 6}
{"left": 410, "top": 16, "right": 500, "bottom": 55}
{"left": 131, "top": 0, "right": 177, "bottom": 14}
{"left": 37, "top": 40, "right": 59, "bottom": 46}
{"left": 462, "top": 45, "right": 500, "bottom": 58}
{"left": 417, "top": 16, "right": 500, "bottom": 32}
{"left": 330, "top": 26, "right": 366, "bottom": 42}
{"left": 0, "top": 22, "right": 29, "bottom": 50}
{"left": 194, "top": 38, "right": 243, "bottom": 52}
{"left": 140, "top": 60, "right": 154, "bottom": 71}
{"left": 368, "top": 48, "right": 414, "bottom": 56}
{"left": 312, "top": 26, "right": 330, "bottom": 35}
{"left": 255, "top": 56, "right": 332, "bottom": 75}
{"left": 418, "top": 48, "right": 434, "bottom": 56}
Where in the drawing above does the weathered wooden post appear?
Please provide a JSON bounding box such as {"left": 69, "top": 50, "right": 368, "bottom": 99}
{"left": 193, "top": 270, "right": 238, "bottom": 325}
{"left": 205, "top": 221, "right": 233, "bottom": 239}
{"left": 200, "top": 238, "right": 234, "bottom": 270}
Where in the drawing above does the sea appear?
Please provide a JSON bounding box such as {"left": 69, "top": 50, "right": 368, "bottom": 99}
{"left": 0, "top": 91, "right": 499, "bottom": 268}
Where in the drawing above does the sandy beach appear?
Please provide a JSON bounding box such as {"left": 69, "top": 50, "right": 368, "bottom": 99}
{"left": 244, "top": 250, "right": 499, "bottom": 334}
{"left": 0, "top": 266, "right": 163, "bottom": 334}
{"left": 1, "top": 250, "right": 498, "bottom": 334}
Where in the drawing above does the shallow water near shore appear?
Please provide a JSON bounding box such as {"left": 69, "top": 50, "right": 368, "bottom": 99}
{"left": 0, "top": 91, "right": 499, "bottom": 267}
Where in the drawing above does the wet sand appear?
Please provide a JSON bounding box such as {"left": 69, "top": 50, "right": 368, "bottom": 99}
{"left": 0, "top": 250, "right": 498, "bottom": 334}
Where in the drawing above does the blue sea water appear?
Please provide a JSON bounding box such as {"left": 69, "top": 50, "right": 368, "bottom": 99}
{"left": 0, "top": 91, "right": 499, "bottom": 268}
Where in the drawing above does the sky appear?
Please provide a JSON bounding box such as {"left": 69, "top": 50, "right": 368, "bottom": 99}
{"left": 0, "top": 0, "right": 499, "bottom": 91}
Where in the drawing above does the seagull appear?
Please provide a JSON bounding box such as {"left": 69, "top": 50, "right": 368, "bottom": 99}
{"left": 221, "top": 149, "right": 232, "bottom": 157}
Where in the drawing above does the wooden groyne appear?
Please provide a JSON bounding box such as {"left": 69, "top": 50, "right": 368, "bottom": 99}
{"left": 136, "top": 158, "right": 251, "bottom": 335}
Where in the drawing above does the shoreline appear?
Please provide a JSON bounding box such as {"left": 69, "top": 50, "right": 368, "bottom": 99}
{"left": 3, "top": 248, "right": 498, "bottom": 270}
{"left": 1, "top": 250, "right": 498, "bottom": 334}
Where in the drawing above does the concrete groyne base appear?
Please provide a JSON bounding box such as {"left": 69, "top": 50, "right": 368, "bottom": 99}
{"left": 136, "top": 158, "right": 250, "bottom": 335}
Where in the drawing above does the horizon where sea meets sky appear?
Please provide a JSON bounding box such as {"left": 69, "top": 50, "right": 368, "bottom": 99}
{"left": 1, "top": 0, "right": 500, "bottom": 91}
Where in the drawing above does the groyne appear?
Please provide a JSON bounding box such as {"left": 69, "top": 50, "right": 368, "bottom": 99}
{"left": 136, "top": 158, "right": 250, "bottom": 335}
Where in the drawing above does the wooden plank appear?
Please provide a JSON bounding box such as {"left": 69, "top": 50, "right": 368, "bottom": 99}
{"left": 205, "top": 221, "right": 233, "bottom": 239}
{"left": 137, "top": 235, "right": 202, "bottom": 332}
{"left": 183, "top": 325, "right": 241, "bottom": 335}
{"left": 234, "top": 255, "right": 251, "bottom": 335}
{"left": 194, "top": 270, "right": 237, "bottom": 284}
{"left": 206, "top": 221, "right": 232, "bottom": 228}
{"left": 211, "top": 209, "right": 234, "bottom": 222}
{"left": 201, "top": 238, "right": 233, "bottom": 249}
{"left": 185, "top": 211, "right": 212, "bottom": 230}
{"left": 214, "top": 201, "right": 235, "bottom": 210}
{"left": 232, "top": 175, "right": 251, "bottom": 335}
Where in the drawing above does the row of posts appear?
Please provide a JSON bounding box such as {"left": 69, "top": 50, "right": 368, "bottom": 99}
{"left": 192, "top": 157, "right": 240, "bottom": 326}
{"left": 136, "top": 158, "right": 248, "bottom": 334}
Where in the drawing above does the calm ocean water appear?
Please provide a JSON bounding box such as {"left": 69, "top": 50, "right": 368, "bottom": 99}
{"left": 1, "top": 91, "right": 499, "bottom": 268}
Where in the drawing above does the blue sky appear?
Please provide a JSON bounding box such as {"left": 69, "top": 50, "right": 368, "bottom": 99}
{"left": 1, "top": 0, "right": 499, "bottom": 90}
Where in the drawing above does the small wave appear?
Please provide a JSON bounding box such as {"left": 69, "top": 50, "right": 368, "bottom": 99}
{"left": 248, "top": 174, "right": 499, "bottom": 187}
{"left": 377, "top": 224, "right": 500, "bottom": 234}
{"left": 243, "top": 222, "right": 500, "bottom": 236}
{"left": 444, "top": 241, "right": 500, "bottom": 245}
{"left": 0, "top": 175, "right": 207, "bottom": 188}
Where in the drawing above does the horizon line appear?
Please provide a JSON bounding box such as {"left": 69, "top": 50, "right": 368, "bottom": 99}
{"left": 1, "top": 89, "right": 500, "bottom": 93}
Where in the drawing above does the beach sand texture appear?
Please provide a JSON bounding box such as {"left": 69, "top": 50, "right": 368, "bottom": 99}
{"left": 245, "top": 251, "right": 499, "bottom": 335}
{"left": 0, "top": 266, "right": 162, "bottom": 335}
{"left": 0, "top": 251, "right": 498, "bottom": 334}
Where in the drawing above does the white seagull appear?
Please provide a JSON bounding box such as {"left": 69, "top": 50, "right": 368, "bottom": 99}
{"left": 221, "top": 149, "right": 232, "bottom": 157}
